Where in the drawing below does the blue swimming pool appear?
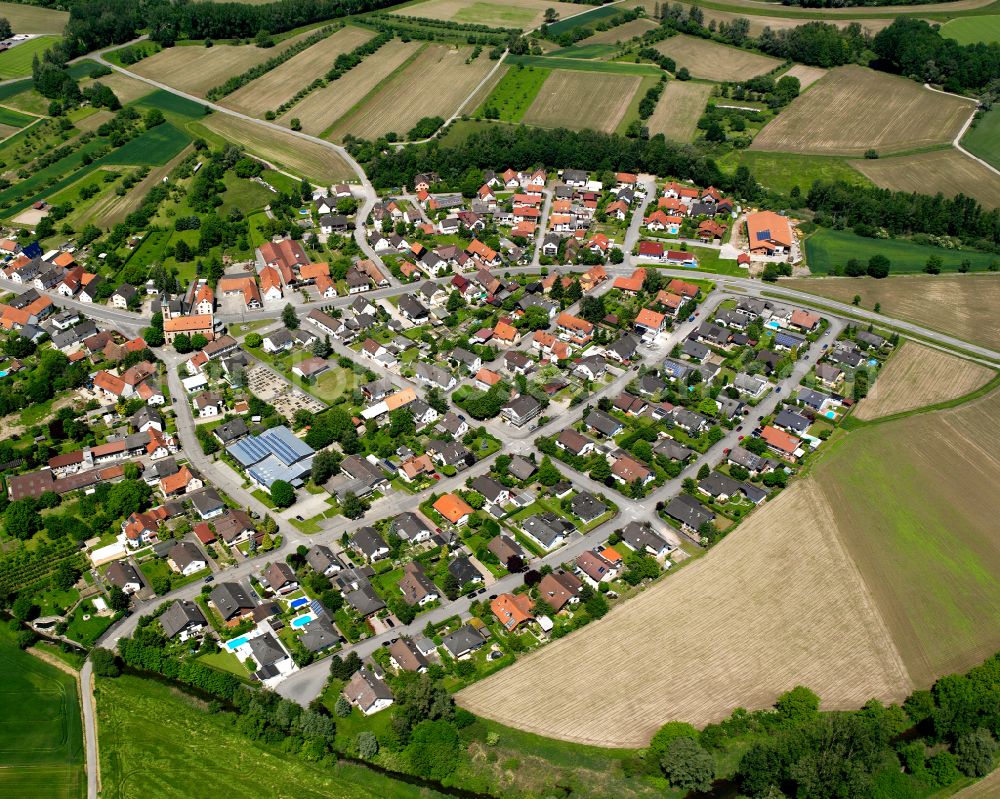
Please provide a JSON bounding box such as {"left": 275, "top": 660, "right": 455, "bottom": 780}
{"left": 765, "top": 321, "right": 781, "bottom": 330}
{"left": 289, "top": 597, "right": 309, "bottom": 609}
{"left": 291, "top": 613, "right": 316, "bottom": 628}
{"left": 824, "top": 410, "right": 836, "bottom": 419}
{"left": 225, "top": 635, "right": 252, "bottom": 651}
{"left": 0, "top": 370, "right": 9, "bottom": 378}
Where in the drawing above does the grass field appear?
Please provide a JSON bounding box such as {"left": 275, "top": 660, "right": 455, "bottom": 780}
{"left": 96, "top": 674, "right": 449, "bottom": 799}
{"left": 222, "top": 27, "right": 375, "bottom": 117}
{"left": 102, "top": 122, "right": 190, "bottom": 165}
{"left": 475, "top": 64, "right": 549, "bottom": 121}
{"left": 328, "top": 45, "right": 494, "bottom": 141}
{"left": 390, "top": 0, "right": 582, "bottom": 28}
{"left": 506, "top": 53, "right": 663, "bottom": 75}
{"left": 781, "top": 63, "right": 827, "bottom": 90}
{"left": 849, "top": 148, "right": 1000, "bottom": 210}
{"left": 521, "top": 69, "right": 640, "bottom": 133}
{"left": 941, "top": 14, "right": 1000, "bottom": 43}
{"left": 580, "top": 17, "right": 658, "bottom": 44}
{"left": 719, "top": 150, "right": 869, "bottom": 194}
{"left": 962, "top": 106, "right": 1000, "bottom": 172}
{"left": 817, "top": 388, "right": 1000, "bottom": 686}
{"left": 550, "top": 42, "right": 618, "bottom": 59}
{"left": 804, "top": 229, "right": 1000, "bottom": 276}
{"left": 751, "top": 65, "right": 975, "bottom": 157}
{"left": 545, "top": 3, "right": 621, "bottom": 34}
{"left": 855, "top": 341, "right": 996, "bottom": 420}
{"left": 0, "top": 105, "right": 34, "bottom": 128}
{"left": 783, "top": 274, "right": 1000, "bottom": 352}
{"left": 133, "top": 30, "right": 318, "bottom": 98}
{"left": 193, "top": 114, "right": 355, "bottom": 182}
{"left": 654, "top": 34, "right": 781, "bottom": 81}
{"left": 0, "top": 2, "right": 67, "bottom": 33}
{"left": 0, "top": 627, "right": 84, "bottom": 799}
{"left": 459, "top": 480, "right": 910, "bottom": 745}
{"left": 0, "top": 36, "right": 60, "bottom": 79}
{"left": 289, "top": 39, "right": 420, "bottom": 136}
{"left": 645, "top": 79, "right": 712, "bottom": 142}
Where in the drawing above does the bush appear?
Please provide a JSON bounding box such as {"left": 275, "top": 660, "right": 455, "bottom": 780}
{"left": 270, "top": 480, "right": 295, "bottom": 508}
{"left": 407, "top": 720, "right": 460, "bottom": 780}
{"left": 661, "top": 736, "right": 715, "bottom": 792}
{"left": 91, "top": 647, "right": 121, "bottom": 677}
{"left": 954, "top": 728, "right": 997, "bottom": 777}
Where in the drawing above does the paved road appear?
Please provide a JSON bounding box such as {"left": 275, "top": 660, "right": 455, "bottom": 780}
{"left": 80, "top": 660, "right": 98, "bottom": 799}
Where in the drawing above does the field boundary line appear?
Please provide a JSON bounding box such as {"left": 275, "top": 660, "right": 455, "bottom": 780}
{"left": 923, "top": 83, "right": 1000, "bottom": 180}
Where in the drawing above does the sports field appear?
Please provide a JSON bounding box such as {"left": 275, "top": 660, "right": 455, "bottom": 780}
{"left": 782, "top": 63, "right": 826, "bottom": 90}
{"left": 849, "top": 149, "right": 1000, "bottom": 209}
{"left": 0, "top": 2, "right": 68, "bottom": 33}
{"left": 0, "top": 36, "right": 60, "bottom": 79}
{"left": 222, "top": 26, "right": 375, "bottom": 117}
{"left": 193, "top": 114, "right": 355, "bottom": 183}
{"left": 805, "top": 229, "right": 1000, "bottom": 275}
{"left": 328, "top": 45, "right": 495, "bottom": 141}
{"left": 783, "top": 274, "right": 1000, "bottom": 352}
{"left": 132, "top": 30, "right": 318, "bottom": 97}
{"left": 580, "top": 17, "right": 658, "bottom": 44}
{"left": 818, "top": 388, "right": 1000, "bottom": 685}
{"left": 288, "top": 39, "right": 420, "bottom": 136}
{"left": 97, "top": 674, "right": 446, "bottom": 799}
{"left": 644, "top": 79, "right": 712, "bottom": 142}
{"left": 389, "top": 0, "right": 583, "bottom": 29}
{"left": 751, "top": 66, "right": 974, "bottom": 157}
{"left": 521, "top": 69, "right": 640, "bottom": 133}
{"left": 459, "top": 480, "right": 911, "bottom": 745}
{"left": 654, "top": 34, "right": 781, "bottom": 81}
{"left": 941, "top": 14, "right": 1000, "bottom": 44}
{"left": 962, "top": 106, "right": 1000, "bottom": 171}
{"left": 855, "top": 342, "right": 995, "bottom": 420}
{"left": 0, "top": 628, "right": 84, "bottom": 799}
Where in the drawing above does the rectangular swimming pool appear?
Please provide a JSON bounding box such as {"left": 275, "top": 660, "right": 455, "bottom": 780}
{"left": 289, "top": 597, "right": 309, "bottom": 609}
{"left": 225, "top": 635, "right": 251, "bottom": 651}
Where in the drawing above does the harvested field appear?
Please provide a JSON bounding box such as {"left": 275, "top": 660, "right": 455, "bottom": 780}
{"left": 80, "top": 72, "right": 152, "bottom": 106}
{"left": 783, "top": 274, "right": 1000, "bottom": 352}
{"left": 194, "top": 115, "right": 355, "bottom": 183}
{"left": 390, "top": 0, "right": 584, "bottom": 29}
{"left": 0, "top": 2, "right": 67, "bottom": 33}
{"left": 818, "top": 388, "right": 1000, "bottom": 686}
{"left": 458, "top": 480, "right": 911, "bottom": 745}
{"left": 132, "top": 32, "right": 316, "bottom": 97}
{"left": 645, "top": 79, "right": 712, "bottom": 142}
{"left": 623, "top": 1, "right": 894, "bottom": 35}
{"left": 647, "top": 0, "right": 996, "bottom": 14}
{"left": 521, "top": 69, "right": 640, "bottom": 133}
{"left": 855, "top": 341, "right": 995, "bottom": 420}
{"left": 328, "top": 46, "right": 495, "bottom": 141}
{"left": 654, "top": 34, "right": 781, "bottom": 81}
{"left": 581, "top": 18, "right": 658, "bottom": 44}
{"left": 849, "top": 148, "right": 1000, "bottom": 209}
{"left": 782, "top": 64, "right": 826, "bottom": 91}
{"left": 222, "top": 27, "right": 375, "bottom": 117}
{"left": 953, "top": 767, "right": 1000, "bottom": 798}
{"left": 751, "top": 65, "right": 974, "bottom": 156}
{"left": 289, "top": 39, "right": 420, "bottom": 136}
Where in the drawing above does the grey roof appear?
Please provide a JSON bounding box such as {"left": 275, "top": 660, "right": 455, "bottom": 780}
{"left": 682, "top": 339, "right": 710, "bottom": 361}
{"left": 774, "top": 409, "right": 810, "bottom": 434}
{"left": 664, "top": 494, "right": 715, "bottom": 530}
{"left": 248, "top": 632, "right": 286, "bottom": 667}
{"left": 671, "top": 408, "right": 708, "bottom": 432}
{"left": 507, "top": 455, "right": 537, "bottom": 481}
{"left": 570, "top": 491, "right": 607, "bottom": 522}
{"left": 351, "top": 526, "right": 388, "bottom": 559}
{"left": 345, "top": 581, "right": 385, "bottom": 616}
{"left": 441, "top": 624, "right": 484, "bottom": 658}
{"left": 451, "top": 347, "right": 480, "bottom": 368}
{"left": 340, "top": 455, "right": 386, "bottom": 487}
{"left": 228, "top": 425, "right": 314, "bottom": 469}
{"left": 620, "top": 521, "right": 670, "bottom": 554}
{"left": 653, "top": 439, "right": 693, "bottom": 461}
{"left": 797, "top": 388, "right": 830, "bottom": 409}
{"left": 188, "top": 487, "right": 224, "bottom": 516}
{"left": 607, "top": 334, "right": 638, "bottom": 360}
{"left": 214, "top": 417, "right": 249, "bottom": 443}
{"left": 159, "top": 599, "right": 206, "bottom": 638}
{"left": 470, "top": 475, "right": 507, "bottom": 504}
{"left": 168, "top": 541, "right": 204, "bottom": 571}
{"left": 398, "top": 294, "right": 429, "bottom": 320}
{"left": 106, "top": 560, "right": 141, "bottom": 588}
{"left": 774, "top": 331, "right": 804, "bottom": 349}
{"left": 585, "top": 409, "right": 622, "bottom": 437}
{"left": 855, "top": 330, "right": 885, "bottom": 348}
{"left": 734, "top": 373, "right": 767, "bottom": 395}
{"left": 131, "top": 406, "right": 162, "bottom": 429}
{"left": 448, "top": 555, "right": 483, "bottom": 585}
{"left": 502, "top": 394, "right": 541, "bottom": 422}
{"left": 638, "top": 374, "right": 667, "bottom": 396}
{"left": 716, "top": 396, "right": 744, "bottom": 420}
{"left": 436, "top": 411, "right": 466, "bottom": 435}
{"left": 699, "top": 471, "right": 744, "bottom": 498}
{"left": 728, "top": 446, "right": 767, "bottom": 471}
{"left": 390, "top": 511, "right": 431, "bottom": 541}
{"left": 414, "top": 362, "right": 454, "bottom": 389}
{"left": 521, "top": 512, "right": 572, "bottom": 548}
{"left": 306, "top": 544, "right": 343, "bottom": 574}
{"left": 661, "top": 358, "right": 692, "bottom": 380}
{"left": 299, "top": 616, "right": 340, "bottom": 652}
{"left": 210, "top": 582, "right": 255, "bottom": 620}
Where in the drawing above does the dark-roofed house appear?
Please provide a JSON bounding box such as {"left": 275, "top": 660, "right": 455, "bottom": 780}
{"left": 502, "top": 394, "right": 542, "bottom": 427}
{"left": 247, "top": 633, "right": 293, "bottom": 683}
{"left": 488, "top": 534, "right": 525, "bottom": 568}
{"left": 306, "top": 545, "right": 343, "bottom": 576}
{"left": 344, "top": 667, "right": 394, "bottom": 715}
{"left": 351, "top": 526, "right": 390, "bottom": 562}
{"left": 774, "top": 408, "right": 810, "bottom": 435}
{"left": 441, "top": 624, "right": 485, "bottom": 659}
{"left": 470, "top": 475, "right": 509, "bottom": 508}
{"left": 390, "top": 511, "right": 433, "bottom": 543}
{"left": 345, "top": 581, "right": 385, "bottom": 617}
{"left": 521, "top": 512, "right": 573, "bottom": 550}
{"left": 698, "top": 472, "right": 745, "bottom": 502}
{"left": 585, "top": 409, "right": 623, "bottom": 438}
{"left": 538, "top": 570, "right": 583, "bottom": 613}
{"left": 213, "top": 417, "right": 249, "bottom": 445}
{"left": 619, "top": 521, "right": 672, "bottom": 557}
{"left": 576, "top": 550, "right": 619, "bottom": 586}
{"left": 388, "top": 638, "right": 429, "bottom": 672}
{"left": 167, "top": 542, "right": 207, "bottom": 576}
{"left": 106, "top": 560, "right": 142, "bottom": 594}
{"left": 160, "top": 599, "right": 207, "bottom": 640}
{"left": 508, "top": 455, "right": 537, "bottom": 482}
{"left": 398, "top": 561, "right": 439, "bottom": 606}
{"left": 214, "top": 509, "right": 256, "bottom": 544}
{"left": 556, "top": 428, "right": 594, "bottom": 457}
{"left": 653, "top": 439, "right": 693, "bottom": 461}
{"left": 210, "top": 582, "right": 256, "bottom": 625}
{"left": 569, "top": 492, "right": 607, "bottom": 523}
{"left": 299, "top": 616, "right": 340, "bottom": 653}
{"left": 264, "top": 561, "right": 298, "bottom": 594}
{"left": 448, "top": 555, "right": 483, "bottom": 587}
{"left": 664, "top": 494, "right": 715, "bottom": 533}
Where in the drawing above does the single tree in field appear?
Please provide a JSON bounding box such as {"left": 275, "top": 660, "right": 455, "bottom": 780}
{"left": 544, "top": 7, "right": 558, "bottom": 22}
{"left": 661, "top": 737, "right": 715, "bottom": 792}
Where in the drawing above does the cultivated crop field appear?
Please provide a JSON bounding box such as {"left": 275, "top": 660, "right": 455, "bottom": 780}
{"left": 389, "top": 0, "right": 583, "bottom": 29}
{"left": 328, "top": 45, "right": 495, "bottom": 141}
{"left": 288, "top": 39, "right": 421, "bottom": 136}
{"left": 521, "top": 69, "right": 640, "bottom": 133}
{"left": 132, "top": 31, "right": 316, "bottom": 97}
{"left": 782, "top": 63, "right": 826, "bottom": 90}
{"left": 849, "top": 149, "right": 1000, "bottom": 209}
{"left": 784, "top": 274, "right": 1000, "bottom": 351}
{"left": 222, "top": 26, "right": 376, "bottom": 117}
{"left": 645, "top": 79, "right": 712, "bottom": 142}
{"left": 751, "top": 66, "right": 974, "bottom": 156}
{"left": 654, "top": 34, "right": 781, "bottom": 81}
{"left": 0, "top": 628, "right": 84, "bottom": 799}
{"left": 193, "top": 114, "right": 355, "bottom": 183}
{"left": 941, "top": 14, "right": 1000, "bottom": 44}
{"left": 581, "top": 18, "right": 658, "bottom": 44}
{"left": 458, "top": 481, "right": 911, "bottom": 746}
{"left": 855, "top": 341, "right": 995, "bottom": 420}
{"left": 0, "top": 2, "right": 67, "bottom": 32}
{"left": 818, "top": 388, "right": 1000, "bottom": 686}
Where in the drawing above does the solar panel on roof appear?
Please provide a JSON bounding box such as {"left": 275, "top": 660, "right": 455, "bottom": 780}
{"left": 756, "top": 230, "right": 771, "bottom": 241}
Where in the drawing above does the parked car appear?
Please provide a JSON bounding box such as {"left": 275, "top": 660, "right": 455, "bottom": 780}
{"left": 203, "top": 575, "right": 214, "bottom": 583}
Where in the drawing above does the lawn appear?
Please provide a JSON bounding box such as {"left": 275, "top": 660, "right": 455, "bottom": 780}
{"left": 195, "top": 649, "right": 251, "bottom": 678}
{"left": 962, "top": 105, "right": 1000, "bottom": 172}
{"left": 219, "top": 170, "right": 274, "bottom": 216}
{"left": 95, "top": 673, "right": 450, "bottom": 799}
{"left": 64, "top": 601, "right": 113, "bottom": 647}
{"left": 0, "top": 36, "right": 61, "bottom": 79}
{"left": 718, "top": 150, "right": 870, "bottom": 195}
{"left": 0, "top": 625, "right": 84, "bottom": 799}
{"left": 804, "top": 228, "right": 1000, "bottom": 274}
{"left": 940, "top": 14, "right": 1000, "bottom": 44}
